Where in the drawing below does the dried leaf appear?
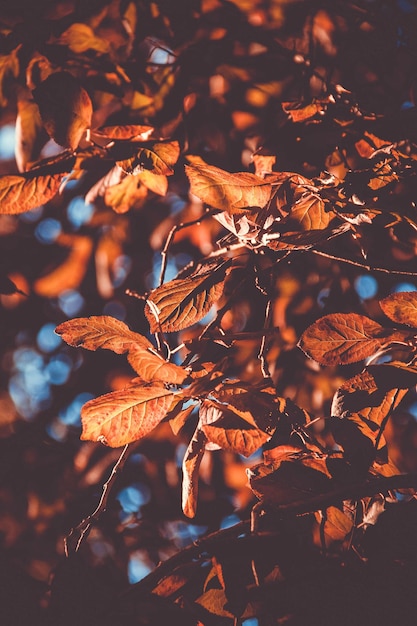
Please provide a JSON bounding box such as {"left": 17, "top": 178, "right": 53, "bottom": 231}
{"left": 15, "top": 96, "right": 45, "bottom": 172}
{"left": 355, "top": 132, "right": 392, "bottom": 159}
{"left": 289, "top": 191, "right": 334, "bottom": 230}
{"left": 57, "top": 23, "right": 110, "bottom": 55}
{"left": 0, "top": 173, "right": 65, "bottom": 215}
{"left": 315, "top": 506, "right": 353, "bottom": 544}
{"left": 182, "top": 428, "right": 207, "bottom": 517}
{"left": 282, "top": 101, "right": 325, "bottom": 122}
{"left": 117, "top": 141, "right": 180, "bottom": 176}
{"left": 380, "top": 291, "right": 417, "bottom": 327}
{"left": 185, "top": 163, "right": 272, "bottom": 213}
{"left": 298, "top": 313, "right": 406, "bottom": 365}
{"left": 95, "top": 125, "right": 154, "bottom": 140}
{"left": 81, "top": 382, "right": 177, "bottom": 447}
{"left": 56, "top": 315, "right": 152, "bottom": 353}
{"left": 56, "top": 316, "right": 187, "bottom": 384}
{"left": 368, "top": 160, "right": 398, "bottom": 190}
{"left": 145, "top": 261, "right": 230, "bottom": 333}
{"left": 104, "top": 173, "right": 148, "bottom": 213}
{"left": 34, "top": 234, "right": 93, "bottom": 297}
{"left": 252, "top": 154, "right": 276, "bottom": 177}
{"left": 137, "top": 170, "right": 168, "bottom": 196}
{"left": 33, "top": 71, "right": 93, "bottom": 150}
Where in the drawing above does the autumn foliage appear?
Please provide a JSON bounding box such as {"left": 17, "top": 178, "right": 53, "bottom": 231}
{"left": 1, "top": 1, "right": 417, "bottom": 625}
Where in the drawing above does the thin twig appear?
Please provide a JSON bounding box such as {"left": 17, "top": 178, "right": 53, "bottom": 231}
{"left": 310, "top": 248, "right": 417, "bottom": 276}
{"left": 64, "top": 443, "right": 132, "bottom": 556}
{"left": 258, "top": 299, "right": 272, "bottom": 378}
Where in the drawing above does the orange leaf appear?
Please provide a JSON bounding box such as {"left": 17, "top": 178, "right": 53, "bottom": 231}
{"left": 380, "top": 291, "right": 417, "bottom": 327}
{"left": 0, "top": 173, "right": 64, "bottom": 215}
{"left": 117, "top": 141, "right": 180, "bottom": 176}
{"left": 298, "top": 313, "right": 406, "bottom": 365}
{"left": 145, "top": 261, "right": 229, "bottom": 333}
{"left": 289, "top": 191, "right": 334, "bottom": 230}
{"left": 182, "top": 428, "right": 206, "bottom": 517}
{"left": 185, "top": 163, "right": 272, "bottom": 213}
{"left": 81, "top": 382, "right": 177, "bottom": 447}
{"left": 104, "top": 173, "right": 148, "bottom": 213}
{"left": 56, "top": 316, "right": 187, "bottom": 384}
{"left": 314, "top": 506, "right": 353, "bottom": 544}
{"left": 95, "top": 125, "right": 154, "bottom": 140}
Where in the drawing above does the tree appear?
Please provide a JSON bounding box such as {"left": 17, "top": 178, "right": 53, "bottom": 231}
{"left": 1, "top": 0, "right": 417, "bottom": 624}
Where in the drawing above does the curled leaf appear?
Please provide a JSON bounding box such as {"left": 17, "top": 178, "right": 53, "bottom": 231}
{"left": 81, "top": 382, "right": 177, "bottom": 447}
{"left": 182, "top": 428, "right": 207, "bottom": 517}
{"left": 33, "top": 71, "right": 93, "bottom": 150}
{"left": 117, "top": 141, "right": 180, "bottom": 175}
{"left": 95, "top": 125, "right": 154, "bottom": 140}
{"left": 185, "top": 163, "right": 272, "bottom": 213}
{"left": 56, "top": 23, "right": 110, "bottom": 55}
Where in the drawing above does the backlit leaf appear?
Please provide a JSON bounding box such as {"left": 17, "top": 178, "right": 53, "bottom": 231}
{"left": 95, "top": 125, "right": 154, "bottom": 140}
{"left": 314, "top": 506, "right": 353, "bottom": 545}
{"left": 56, "top": 315, "right": 152, "bottom": 353}
{"left": 298, "top": 313, "right": 406, "bottom": 365}
{"left": 56, "top": 23, "right": 110, "bottom": 55}
{"left": 33, "top": 71, "right": 93, "bottom": 150}
{"left": 185, "top": 163, "right": 272, "bottom": 213}
{"left": 104, "top": 173, "right": 148, "bottom": 213}
{"left": 145, "top": 261, "right": 230, "bottom": 333}
{"left": 282, "top": 101, "right": 325, "bottom": 122}
{"left": 56, "top": 316, "right": 187, "bottom": 384}
{"left": 81, "top": 382, "right": 177, "bottom": 447}
{"left": 117, "top": 141, "right": 180, "bottom": 176}
{"left": 182, "top": 428, "right": 207, "bottom": 517}
{"left": 15, "top": 96, "right": 45, "bottom": 172}
{"left": 0, "top": 173, "right": 65, "bottom": 215}
{"left": 137, "top": 170, "right": 168, "bottom": 196}
{"left": 289, "top": 191, "right": 334, "bottom": 230}
{"left": 380, "top": 291, "right": 417, "bottom": 327}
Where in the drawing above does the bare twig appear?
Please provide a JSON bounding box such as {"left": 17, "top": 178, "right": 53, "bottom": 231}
{"left": 64, "top": 443, "right": 132, "bottom": 556}
{"left": 310, "top": 248, "right": 417, "bottom": 276}
{"left": 258, "top": 299, "right": 272, "bottom": 378}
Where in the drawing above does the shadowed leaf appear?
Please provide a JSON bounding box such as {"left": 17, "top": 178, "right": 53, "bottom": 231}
{"left": 81, "top": 382, "right": 177, "bottom": 447}
{"left": 298, "top": 313, "right": 406, "bottom": 365}
{"left": 56, "top": 23, "right": 110, "bottom": 55}
{"left": 117, "top": 141, "right": 180, "bottom": 175}
{"left": 185, "top": 163, "right": 272, "bottom": 213}
{"left": 33, "top": 71, "right": 93, "bottom": 150}
{"left": 289, "top": 191, "right": 334, "bottom": 230}
{"left": 95, "top": 125, "right": 154, "bottom": 140}
{"left": 182, "top": 428, "right": 207, "bottom": 518}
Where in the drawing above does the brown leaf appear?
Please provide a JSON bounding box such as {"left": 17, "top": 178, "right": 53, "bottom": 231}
{"left": 380, "top": 291, "right": 417, "bottom": 327}
{"left": 282, "top": 101, "right": 325, "bottom": 122}
{"left": 298, "top": 313, "right": 406, "bottom": 365}
{"left": 34, "top": 234, "right": 93, "bottom": 297}
{"left": 185, "top": 163, "right": 272, "bottom": 213}
{"left": 314, "top": 506, "right": 353, "bottom": 545}
{"left": 145, "top": 261, "right": 230, "bottom": 333}
{"left": 117, "top": 141, "right": 180, "bottom": 176}
{"left": 104, "top": 173, "right": 148, "bottom": 213}
{"left": 355, "top": 132, "right": 392, "bottom": 159}
{"left": 33, "top": 71, "right": 93, "bottom": 150}
{"left": 0, "top": 45, "right": 20, "bottom": 107}
{"left": 137, "top": 170, "right": 168, "bottom": 196}
{"left": 368, "top": 160, "right": 398, "bottom": 190}
{"left": 15, "top": 96, "right": 46, "bottom": 172}
{"left": 252, "top": 154, "right": 276, "bottom": 177}
{"left": 81, "top": 382, "right": 177, "bottom": 447}
{"left": 56, "top": 316, "right": 187, "bottom": 384}
{"left": 56, "top": 23, "right": 110, "bottom": 55}
{"left": 182, "top": 428, "right": 207, "bottom": 517}
{"left": 0, "top": 173, "right": 64, "bottom": 215}
{"left": 266, "top": 223, "right": 350, "bottom": 251}
{"left": 289, "top": 191, "right": 334, "bottom": 230}
{"left": 56, "top": 315, "right": 152, "bottom": 353}
{"left": 200, "top": 401, "right": 270, "bottom": 457}
{"left": 94, "top": 125, "right": 154, "bottom": 140}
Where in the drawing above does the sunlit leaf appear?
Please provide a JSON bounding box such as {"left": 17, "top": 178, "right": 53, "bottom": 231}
{"left": 252, "top": 154, "right": 276, "bottom": 177}
{"left": 368, "top": 160, "right": 398, "bottom": 190}
{"left": 117, "top": 141, "right": 180, "bottom": 176}
{"left": 185, "top": 163, "right": 272, "bottom": 213}
{"left": 298, "top": 313, "right": 407, "bottom": 365}
{"left": 182, "top": 428, "right": 207, "bottom": 517}
{"left": 137, "top": 170, "right": 168, "bottom": 196}
{"left": 355, "top": 132, "right": 392, "bottom": 159}
{"left": 56, "top": 316, "right": 188, "bottom": 384}
{"left": 145, "top": 261, "right": 230, "bottom": 333}
{"left": 380, "top": 291, "right": 417, "bottom": 327}
{"left": 104, "top": 173, "right": 148, "bottom": 213}
{"left": 94, "top": 125, "right": 154, "bottom": 140}
{"left": 81, "top": 382, "right": 177, "bottom": 447}
{"left": 314, "top": 506, "right": 353, "bottom": 545}
{"left": 0, "top": 173, "right": 65, "bottom": 215}
{"left": 33, "top": 71, "right": 93, "bottom": 150}
{"left": 15, "top": 96, "right": 45, "bottom": 172}
{"left": 56, "top": 23, "right": 110, "bottom": 54}
{"left": 282, "top": 101, "right": 325, "bottom": 122}
{"left": 289, "top": 191, "right": 334, "bottom": 230}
